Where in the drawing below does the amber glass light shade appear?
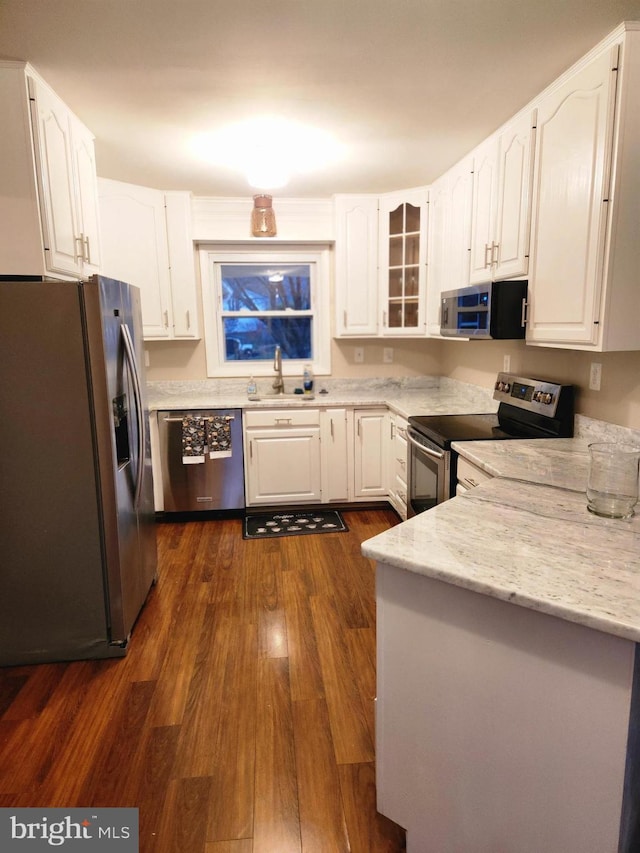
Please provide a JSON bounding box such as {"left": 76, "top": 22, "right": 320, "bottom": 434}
{"left": 251, "top": 194, "right": 277, "bottom": 237}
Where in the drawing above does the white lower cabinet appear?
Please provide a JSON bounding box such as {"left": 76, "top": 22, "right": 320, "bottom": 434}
{"left": 320, "top": 408, "right": 350, "bottom": 502}
{"left": 244, "top": 409, "right": 321, "bottom": 506}
{"left": 388, "top": 414, "right": 408, "bottom": 519}
{"left": 354, "top": 408, "right": 389, "bottom": 499}
{"left": 243, "top": 405, "right": 391, "bottom": 507}
{"left": 456, "top": 455, "right": 493, "bottom": 496}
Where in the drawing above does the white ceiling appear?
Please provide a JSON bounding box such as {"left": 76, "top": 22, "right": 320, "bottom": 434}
{"left": 2, "top": 0, "right": 640, "bottom": 198}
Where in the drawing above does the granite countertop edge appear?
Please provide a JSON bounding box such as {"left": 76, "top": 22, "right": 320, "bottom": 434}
{"left": 364, "top": 429, "right": 640, "bottom": 645}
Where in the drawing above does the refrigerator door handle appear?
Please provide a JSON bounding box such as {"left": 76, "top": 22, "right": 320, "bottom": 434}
{"left": 121, "top": 323, "right": 145, "bottom": 508}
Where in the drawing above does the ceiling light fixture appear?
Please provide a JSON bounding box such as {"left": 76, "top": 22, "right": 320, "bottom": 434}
{"left": 192, "top": 116, "right": 344, "bottom": 190}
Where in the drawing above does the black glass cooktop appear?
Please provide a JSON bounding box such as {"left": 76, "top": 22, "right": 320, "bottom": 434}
{"left": 408, "top": 412, "right": 518, "bottom": 448}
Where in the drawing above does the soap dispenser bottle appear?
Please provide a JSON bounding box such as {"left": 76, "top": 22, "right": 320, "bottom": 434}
{"left": 247, "top": 376, "right": 257, "bottom": 397}
{"left": 303, "top": 363, "right": 314, "bottom": 396}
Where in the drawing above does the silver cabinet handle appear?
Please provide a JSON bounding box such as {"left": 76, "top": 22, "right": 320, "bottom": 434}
{"left": 75, "top": 235, "right": 85, "bottom": 261}
{"left": 491, "top": 241, "right": 499, "bottom": 267}
{"left": 83, "top": 235, "right": 91, "bottom": 265}
{"left": 275, "top": 417, "right": 292, "bottom": 425}
{"left": 521, "top": 298, "right": 528, "bottom": 328}
{"left": 163, "top": 310, "right": 169, "bottom": 328}
{"left": 484, "top": 243, "right": 492, "bottom": 269}
{"left": 186, "top": 309, "right": 191, "bottom": 330}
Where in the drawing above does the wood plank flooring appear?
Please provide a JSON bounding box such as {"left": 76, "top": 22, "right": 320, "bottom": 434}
{"left": 0, "top": 508, "right": 406, "bottom": 852}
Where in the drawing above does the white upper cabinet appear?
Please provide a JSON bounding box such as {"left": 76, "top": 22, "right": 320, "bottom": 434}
{"left": 425, "top": 157, "right": 473, "bottom": 336}
{"left": 0, "top": 62, "right": 101, "bottom": 279}
{"left": 469, "top": 111, "right": 535, "bottom": 284}
{"left": 333, "top": 189, "right": 428, "bottom": 338}
{"left": 526, "top": 44, "right": 619, "bottom": 348}
{"left": 378, "top": 188, "right": 428, "bottom": 336}
{"left": 334, "top": 194, "right": 379, "bottom": 336}
{"left": 98, "top": 178, "right": 199, "bottom": 340}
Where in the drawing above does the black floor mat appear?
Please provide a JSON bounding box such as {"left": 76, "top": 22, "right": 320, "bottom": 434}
{"left": 243, "top": 510, "right": 348, "bottom": 539}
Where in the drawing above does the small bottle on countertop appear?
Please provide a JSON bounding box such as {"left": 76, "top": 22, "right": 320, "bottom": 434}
{"left": 247, "top": 376, "right": 257, "bottom": 397}
{"left": 303, "top": 364, "right": 314, "bottom": 395}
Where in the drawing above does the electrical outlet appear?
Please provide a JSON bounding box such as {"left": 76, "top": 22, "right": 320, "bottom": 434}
{"left": 589, "top": 362, "right": 602, "bottom": 391}
{"left": 383, "top": 347, "right": 394, "bottom": 364}
{"left": 144, "top": 349, "right": 150, "bottom": 368}
{"left": 354, "top": 347, "right": 364, "bottom": 364}
{"left": 503, "top": 354, "right": 511, "bottom": 372}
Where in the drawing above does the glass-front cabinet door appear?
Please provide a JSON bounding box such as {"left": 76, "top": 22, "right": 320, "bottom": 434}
{"left": 379, "top": 188, "right": 428, "bottom": 335}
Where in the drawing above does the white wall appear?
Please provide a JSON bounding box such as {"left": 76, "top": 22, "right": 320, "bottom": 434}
{"left": 438, "top": 338, "right": 640, "bottom": 429}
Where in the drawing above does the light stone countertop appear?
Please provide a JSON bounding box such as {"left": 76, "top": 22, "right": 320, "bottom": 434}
{"left": 146, "top": 376, "right": 498, "bottom": 420}
{"left": 363, "top": 420, "right": 640, "bottom": 643}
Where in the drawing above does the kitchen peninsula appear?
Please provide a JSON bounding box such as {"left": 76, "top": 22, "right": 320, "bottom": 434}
{"left": 363, "top": 428, "right": 640, "bottom": 853}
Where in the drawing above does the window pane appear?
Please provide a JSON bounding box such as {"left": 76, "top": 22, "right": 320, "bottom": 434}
{"left": 223, "top": 316, "right": 312, "bottom": 361}
{"left": 221, "top": 264, "right": 311, "bottom": 311}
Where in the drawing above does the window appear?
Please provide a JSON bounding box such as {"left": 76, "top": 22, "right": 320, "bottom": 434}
{"left": 200, "top": 245, "right": 331, "bottom": 378}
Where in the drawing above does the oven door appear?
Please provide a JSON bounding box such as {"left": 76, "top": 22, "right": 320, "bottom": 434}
{"left": 406, "top": 426, "right": 450, "bottom": 517}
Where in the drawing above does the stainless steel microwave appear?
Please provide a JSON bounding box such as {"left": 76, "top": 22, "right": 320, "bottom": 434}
{"left": 440, "top": 281, "right": 528, "bottom": 339}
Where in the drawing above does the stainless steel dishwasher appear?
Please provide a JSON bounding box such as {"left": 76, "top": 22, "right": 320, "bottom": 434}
{"left": 158, "top": 409, "right": 244, "bottom": 512}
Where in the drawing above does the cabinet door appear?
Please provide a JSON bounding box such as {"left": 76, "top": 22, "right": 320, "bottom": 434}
{"left": 493, "top": 110, "right": 536, "bottom": 280}
{"left": 527, "top": 47, "right": 618, "bottom": 346}
{"left": 334, "top": 195, "right": 379, "bottom": 336}
{"left": 320, "top": 408, "right": 350, "bottom": 502}
{"left": 245, "top": 428, "right": 321, "bottom": 505}
{"left": 72, "top": 121, "right": 102, "bottom": 274}
{"left": 29, "top": 78, "right": 83, "bottom": 276}
{"left": 447, "top": 158, "right": 473, "bottom": 291}
{"left": 469, "top": 137, "right": 499, "bottom": 284}
{"left": 164, "top": 191, "right": 199, "bottom": 339}
{"left": 354, "top": 409, "right": 388, "bottom": 498}
{"left": 379, "top": 189, "right": 428, "bottom": 336}
{"left": 387, "top": 415, "right": 408, "bottom": 518}
{"left": 425, "top": 175, "right": 449, "bottom": 336}
{"left": 468, "top": 112, "right": 535, "bottom": 284}
{"left": 98, "top": 179, "right": 173, "bottom": 339}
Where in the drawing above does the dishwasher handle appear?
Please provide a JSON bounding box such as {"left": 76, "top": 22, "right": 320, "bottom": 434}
{"left": 163, "top": 414, "right": 235, "bottom": 423}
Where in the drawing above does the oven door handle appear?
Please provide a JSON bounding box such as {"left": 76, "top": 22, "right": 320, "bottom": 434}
{"left": 406, "top": 429, "right": 445, "bottom": 460}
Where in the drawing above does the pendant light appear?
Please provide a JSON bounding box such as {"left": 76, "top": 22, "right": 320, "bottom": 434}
{"left": 251, "top": 194, "right": 277, "bottom": 237}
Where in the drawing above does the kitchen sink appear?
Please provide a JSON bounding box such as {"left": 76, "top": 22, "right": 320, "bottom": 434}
{"left": 247, "top": 393, "right": 315, "bottom": 401}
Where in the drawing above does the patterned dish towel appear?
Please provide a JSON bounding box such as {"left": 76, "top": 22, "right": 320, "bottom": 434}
{"left": 182, "top": 415, "right": 206, "bottom": 464}
{"left": 205, "top": 416, "right": 233, "bottom": 459}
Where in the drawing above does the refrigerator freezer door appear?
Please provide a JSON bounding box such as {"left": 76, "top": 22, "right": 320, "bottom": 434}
{"left": 93, "top": 277, "right": 156, "bottom": 642}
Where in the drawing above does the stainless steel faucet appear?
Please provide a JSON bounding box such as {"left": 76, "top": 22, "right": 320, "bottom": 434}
{"left": 272, "top": 344, "right": 285, "bottom": 394}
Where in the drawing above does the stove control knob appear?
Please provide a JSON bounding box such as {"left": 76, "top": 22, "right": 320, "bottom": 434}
{"left": 544, "top": 392, "right": 554, "bottom": 404}
{"left": 503, "top": 382, "right": 511, "bottom": 392}
{"left": 494, "top": 381, "right": 502, "bottom": 391}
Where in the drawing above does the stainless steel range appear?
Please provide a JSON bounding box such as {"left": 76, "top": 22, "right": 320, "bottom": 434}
{"left": 406, "top": 372, "right": 574, "bottom": 517}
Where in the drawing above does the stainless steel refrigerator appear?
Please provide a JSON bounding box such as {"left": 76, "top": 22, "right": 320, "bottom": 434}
{"left": 0, "top": 276, "right": 157, "bottom": 666}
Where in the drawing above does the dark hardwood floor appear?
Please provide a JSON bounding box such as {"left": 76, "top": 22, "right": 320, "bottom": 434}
{"left": 0, "top": 508, "right": 406, "bottom": 852}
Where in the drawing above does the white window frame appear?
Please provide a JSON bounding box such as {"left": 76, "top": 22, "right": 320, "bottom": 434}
{"left": 200, "top": 243, "right": 331, "bottom": 378}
